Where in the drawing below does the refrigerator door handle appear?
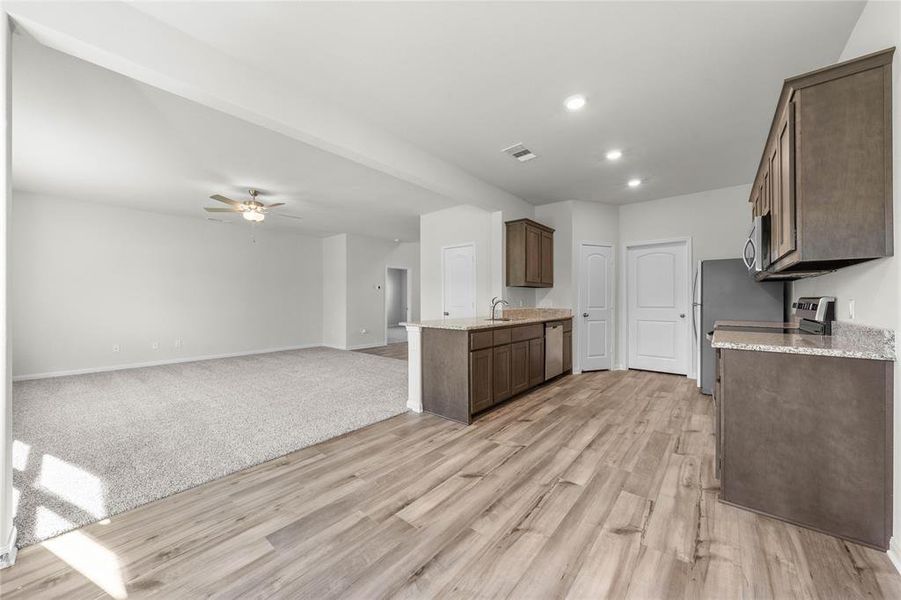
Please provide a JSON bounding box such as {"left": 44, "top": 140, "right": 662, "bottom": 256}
{"left": 691, "top": 267, "right": 700, "bottom": 341}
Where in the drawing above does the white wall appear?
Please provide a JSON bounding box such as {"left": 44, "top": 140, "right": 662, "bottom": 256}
{"left": 536, "top": 201, "right": 619, "bottom": 371}
{"left": 791, "top": 0, "right": 901, "bottom": 565}
{"left": 12, "top": 193, "right": 324, "bottom": 378}
{"left": 617, "top": 184, "right": 751, "bottom": 371}
{"left": 321, "top": 234, "right": 347, "bottom": 349}
{"left": 322, "top": 234, "right": 420, "bottom": 349}
{"left": 345, "top": 235, "right": 420, "bottom": 349}
{"left": 420, "top": 205, "right": 494, "bottom": 320}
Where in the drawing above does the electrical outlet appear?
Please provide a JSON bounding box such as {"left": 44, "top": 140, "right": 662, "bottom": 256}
{"left": 175, "top": 339, "right": 182, "bottom": 349}
{"left": 849, "top": 299, "right": 856, "bottom": 320}
{"left": 112, "top": 344, "right": 120, "bottom": 353}
{"left": 152, "top": 341, "right": 159, "bottom": 350}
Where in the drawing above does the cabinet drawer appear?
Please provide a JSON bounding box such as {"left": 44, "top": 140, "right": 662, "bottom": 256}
{"left": 470, "top": 331, "right": 494, "bottom": 350}
{"left": 493, "top": 328, "right": 512, "bottom": 346}
{"left": 511, "top": 324, "right": 543, "bottom": 342}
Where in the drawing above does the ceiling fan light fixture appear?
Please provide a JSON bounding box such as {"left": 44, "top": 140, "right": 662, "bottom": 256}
{"left": 243, "top": 211, "right": 265, "bottom": 222}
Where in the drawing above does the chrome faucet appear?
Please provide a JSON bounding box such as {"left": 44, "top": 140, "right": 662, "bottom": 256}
{"left": 490, "top": 296, "right": 509, "bottom": 320}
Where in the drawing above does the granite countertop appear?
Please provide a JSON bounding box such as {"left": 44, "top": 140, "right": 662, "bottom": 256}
{"left": 710, "top": 320, "right": 895, "bottom": 361}
{"left": 404, "top": 308, "right": 572, "bottom": 331}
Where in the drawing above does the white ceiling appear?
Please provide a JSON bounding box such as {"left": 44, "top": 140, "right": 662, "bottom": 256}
{"left": 12, "top": 35, "right": 454, "bottom": 241}
{"left": 132, "top": 1, "right": 864, "bottom": 205}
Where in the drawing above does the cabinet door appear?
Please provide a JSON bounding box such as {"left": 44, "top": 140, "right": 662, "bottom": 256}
{"left": 766, "top": 163, "right": 779, "bottom": 264}
{"left": 511, "top": 341, "right": 530, "bottom": 395}
{"left": 775, "top": 103, "right": 796, "bottom": 260}
{"left": 525, "top": 226, "right": 541, "bottom": 285}
{"left": 470, "top": 348, "right": 493, "bottom": 414}
{"left": 539, "top": 230, "right": 554, "bottom": 286}
{"left": 493, "top": 344, "right": 512, "bottom": 403}
{"left": 562, "top": 330, "right": 572, "bottom": 372}
{"left": 714, "top": 348, "right": 723, "bottom": 480}
{"left": 529, "top": 337, "right": 544, "bottom": 387}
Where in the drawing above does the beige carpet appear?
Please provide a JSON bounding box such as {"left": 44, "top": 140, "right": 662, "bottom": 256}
{"left": 12, "top": 347, "right": 407, "bottom": 547}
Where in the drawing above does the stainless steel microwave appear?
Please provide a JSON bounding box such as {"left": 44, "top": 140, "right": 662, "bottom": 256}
{"left": 742, "top": 214, "right": 770, "bottom": 272}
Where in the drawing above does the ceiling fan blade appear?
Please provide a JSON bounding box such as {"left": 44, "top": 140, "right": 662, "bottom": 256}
{"left": 274, "top": 213, "right": 304, "bottom": 220}
{"left": 204, "top": 207, "right": 242, "bottom": 213}
{"left": 264, "top": 202, "right": 285, "bottom": 209}
{"left": 210, "top": 194, "right": 243, "bottom": 207}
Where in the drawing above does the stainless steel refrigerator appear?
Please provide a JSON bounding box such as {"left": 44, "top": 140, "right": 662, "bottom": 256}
{"left": 694, "top": 258, "right": 785, "bottom": 395}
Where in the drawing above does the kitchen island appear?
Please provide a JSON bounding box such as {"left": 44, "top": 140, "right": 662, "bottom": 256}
{"left": 710, "top": 320, "right": 895, "bottom": 549}
{"left": 404, "top": 308, "right": 572, "bottom": 424}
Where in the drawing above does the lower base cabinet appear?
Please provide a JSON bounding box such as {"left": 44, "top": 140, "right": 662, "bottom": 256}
{"left": 493, "top": 344, "right": 512, "bottom": 403}
{"left": 422, "top": 319, "right": 573, "bottom": 425}
{"left": 718, "top": 348, "right": 892, "bottom": 550}
{"left": 511, "top": 341, "right": 530, "bottom": 395}
{"left": 529, "top": 338, "right": 544, "bottom": 387}
{"left": 469, "top": 348, "right": 493, "bottom": 414}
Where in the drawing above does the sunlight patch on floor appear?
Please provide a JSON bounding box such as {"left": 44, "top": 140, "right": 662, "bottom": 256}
{"left": 42, "top": 511, "right": 128, "bottom": 599}
{"left": 37, "top": 454, "right": 106, "bottom": 518}
{"left": 12, "top": 439, "right": 30, "bottom": 471}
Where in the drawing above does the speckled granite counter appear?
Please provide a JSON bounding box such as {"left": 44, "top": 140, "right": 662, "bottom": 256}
{"left": 711, "top": 320, "right": 895, "bottom": 361}
{"left": 404, "top": 308, "right": 572, "bottom": 331}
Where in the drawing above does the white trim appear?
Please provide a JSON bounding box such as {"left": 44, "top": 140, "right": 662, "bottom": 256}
{"left": 12, "top": 343, "right": 322, "bottom": 381}
{"left": 405, "top": 325, "right": 423, "bottom": 412}
{"left": 346, "top": 342, "right": 385, "bottom": 351}
{"left": 441, "top": 242, "right": 476, "bottom": 319}
{"left": 576, "top": 241, "right": 615, "bottom": 373}
{"left": 622, "top": 236, "right": 694, "bottom": 378}
{"left": 384, "top": 265, "right": 411, "bottom": 346}
{"left": 888, "top": 537, "right": 901, "bottom": 575}
{"left": 0, "top": 525, "right": 15, "bottom": 569}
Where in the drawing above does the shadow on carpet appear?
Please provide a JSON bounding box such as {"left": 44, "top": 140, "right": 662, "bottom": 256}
{"left": 12, "top": 347, "right": 408, "bottom": 547}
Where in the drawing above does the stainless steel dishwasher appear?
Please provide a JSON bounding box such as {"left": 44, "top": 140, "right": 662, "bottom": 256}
{"left": 544, "top": 321, "right": 564, "bottom": 380}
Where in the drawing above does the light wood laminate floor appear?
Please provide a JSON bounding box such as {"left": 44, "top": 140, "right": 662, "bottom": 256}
{"left": 3, "top": 370, "right": 900, "bottom": 599}
{"left": 355, "top": 342, "right": 408, "bottom": 361}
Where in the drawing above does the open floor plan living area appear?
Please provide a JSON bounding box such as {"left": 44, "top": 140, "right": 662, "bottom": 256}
{"left": 1, "top": 1, "right": 901, "bottom": 598}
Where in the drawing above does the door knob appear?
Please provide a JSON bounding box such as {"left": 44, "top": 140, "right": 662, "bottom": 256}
{"left": 582, "top": 312, "right": 589, "bottom": 318}
{"left": 680, "top": 313, "right": 686, "bottom": 318}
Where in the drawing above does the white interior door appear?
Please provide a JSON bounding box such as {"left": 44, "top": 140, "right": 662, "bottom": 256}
{"left": 627, "top": 240, "right": 689, "bottom": 374}
{"left": 578, "top": 243, "right": 613, "bottom": 371}
{"left": 442, "top": 244, "right": 475, "bottom": 319}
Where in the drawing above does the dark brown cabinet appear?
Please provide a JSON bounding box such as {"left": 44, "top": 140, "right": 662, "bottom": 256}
{"left": 506, "top": 219, "right": 554, "bottom": 288}
{"left": 717, "top": 347, "right": 893, "bottom": 550}
{"left": 422, "top": 318, "right": 573, "bottom": 424}
{"left": 469, "top": 348, "right": 493, "bottom": 414}
{"left": 752, "top": 48, "right": 893, "bottom": 280}
{"left": 562, "top": 330, "right": 572, "bottom": 372}
{"left": 511, "top": 340, "right": 530, "bottom": 395}
{"left": 528, "top": 337, "right": 544, "bottom": 387}
{"left": 493, "top": 344, "right": 512, "bottom": 403}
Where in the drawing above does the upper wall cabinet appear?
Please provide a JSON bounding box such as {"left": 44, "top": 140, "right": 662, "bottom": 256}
{"left": 752, "top": 48, "right": 894, "bottom": 280}
{"left": 506, "top": 219, "right": 554, "bottom": 287}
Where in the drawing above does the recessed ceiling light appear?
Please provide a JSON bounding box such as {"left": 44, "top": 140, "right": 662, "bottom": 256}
{"left": 393, "top": 238, "right": 400, "bottom": 243}
{"left": 628, "top": 178, "right": 642, "bottom": 188}
{"left": 564, "top": 94, "right": 587, "bottom": 111}
{"left": 605, "top": 149, "right": 623, "bottom": 161}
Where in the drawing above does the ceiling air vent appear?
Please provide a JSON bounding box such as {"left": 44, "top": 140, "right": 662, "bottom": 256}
{"left": 502, "top": 143, "right": 537, "bottom": 162}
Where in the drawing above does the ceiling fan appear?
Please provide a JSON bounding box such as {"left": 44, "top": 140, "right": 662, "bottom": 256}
{"left": 204, "top": 189, "right": 299, "bottom": 223}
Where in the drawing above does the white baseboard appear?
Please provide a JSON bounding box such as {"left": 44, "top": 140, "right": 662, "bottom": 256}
{"left": 0, "top": 526, "right": 17, "bottom": 569}
{"left": 888, "top": 537, "right": 901, "bottom": 575}
{"left": 12, "top": 343, "right": 322, "bottom": 381}
{"left": 347, "top": 342, "right": 385, "bottom": 351}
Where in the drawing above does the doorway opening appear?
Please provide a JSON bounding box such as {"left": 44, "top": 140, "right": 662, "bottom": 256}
{"left": 385, "top": 267, "right": 410, "bottom": 345}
